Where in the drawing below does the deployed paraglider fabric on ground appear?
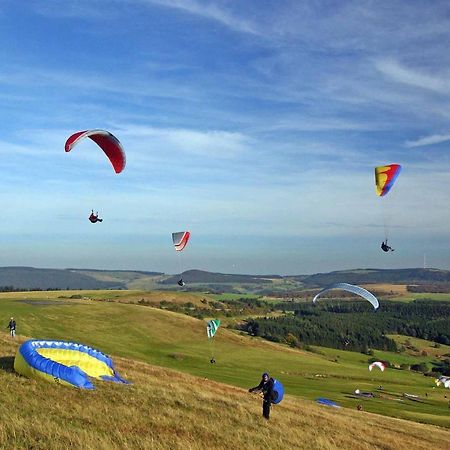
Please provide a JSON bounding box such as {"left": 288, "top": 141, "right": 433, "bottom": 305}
{"left": 172, "top": 231, "right": 190, "bottom": 287}
{"left": 315, "top": 398, "right": 341, "bottom": 408}
{"left": 354, "top": 389, "right": 374, "bottom": 398}
{"left": 435, "top": 376, "right": 450, "bottom": 388}
{"left": 14, "top": 340, "right": 130, "bottom": 389}
{"left": 312, "top": 283, "right": 379, "bottom": 310}
{"left": 65, "top": 129, "right": 126, "bottom": 174}
{"left": 369, "top": 361, "right": 386, "bottom": 372}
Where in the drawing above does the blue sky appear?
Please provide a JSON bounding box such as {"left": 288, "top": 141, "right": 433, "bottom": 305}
{"left": 1, "top": 0, "right": 450, "bottom": 275}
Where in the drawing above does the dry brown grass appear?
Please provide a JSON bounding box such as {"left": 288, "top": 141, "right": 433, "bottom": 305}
{"left": 361, "top": 284, "right": 408, "bottom": 296}
{"left": 0, "top": 335, "right": 449, "bottom": 450}
{"left": 0, "top": 289, "right": 209, "bottom": 308}
{"left": 116, "top": 291, "right": 209, "bottom": 307}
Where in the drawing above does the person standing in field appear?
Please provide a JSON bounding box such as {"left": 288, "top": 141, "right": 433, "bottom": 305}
{"left": 7, "top": 317, "right": 16, "bottom": 338}
{"left": 249, "top": 372, "right": 276, "bottom": 420}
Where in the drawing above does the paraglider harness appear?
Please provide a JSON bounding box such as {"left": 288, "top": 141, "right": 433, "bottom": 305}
{"left": 381, "top": 240, "right": 393, "bottom": 252}
{"left": 89, "top": 210, "right": 103, "bottom": 223}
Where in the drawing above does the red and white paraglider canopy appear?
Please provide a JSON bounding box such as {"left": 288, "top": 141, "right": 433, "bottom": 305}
{"left": 65, "top": 129, "right": 126, "bottom": 174}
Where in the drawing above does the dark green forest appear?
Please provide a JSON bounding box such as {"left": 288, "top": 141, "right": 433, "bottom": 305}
{"left": 240, "top": 300, "right": 450, "bottom": 354}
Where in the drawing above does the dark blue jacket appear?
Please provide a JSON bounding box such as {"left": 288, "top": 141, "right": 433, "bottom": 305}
{"left": 249, "top": 377, "right": 275, "bottom": 402}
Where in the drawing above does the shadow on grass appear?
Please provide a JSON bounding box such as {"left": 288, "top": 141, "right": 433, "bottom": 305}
{"left": 0, "top": 356, "right": 15, "bottom": 373}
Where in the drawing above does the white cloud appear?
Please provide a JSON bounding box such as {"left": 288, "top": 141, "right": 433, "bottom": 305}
{"left": 0, "top": 64, "right": 202, "bottom": 105}
{"left": 117, "top": 125, "right": 251, "bottom": 158}
{"left": 406, "top": 134, "right": 450, "bottom": 148}
{"left": 375, "top": 59, "right": 450, "bottom": 95}
{"left": 136, "top": 0, "right": 260, "bottom": 35}
{"left": 32, "top": 0, "right": 261, "bottom": 35}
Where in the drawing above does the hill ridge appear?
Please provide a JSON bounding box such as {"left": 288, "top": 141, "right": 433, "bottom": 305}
{"left": 0, "top": 266, "right": 450, "bottom": 290}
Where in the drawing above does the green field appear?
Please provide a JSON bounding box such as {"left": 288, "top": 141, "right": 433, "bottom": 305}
{"left": 1, "top": 290, "right": 449, "bottom": 430}
{"left": 387, "top": 292, "right": 450, "bottom": 302}
{"left": 387, "top": 334, "right": 450, "bottom": 358}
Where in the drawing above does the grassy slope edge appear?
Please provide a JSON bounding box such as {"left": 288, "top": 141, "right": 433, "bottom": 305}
{"left": 0, "top": 335, "right": 449, "bottom": 450}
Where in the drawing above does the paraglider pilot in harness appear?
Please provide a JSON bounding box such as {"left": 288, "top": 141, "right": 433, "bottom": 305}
{"left": 381, "top": 240, "right": 394, "bottom": 252}
{"left": 249, "top": 372, "right": 276, "bottom": 419}
{"left": 7, "top": 317, "right": 16, "bottom": 338}
{"left": 89, "top": 210, "right": 103, "bottom": 223}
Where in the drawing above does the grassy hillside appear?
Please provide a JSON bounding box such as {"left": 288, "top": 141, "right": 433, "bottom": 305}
{"left": 3, "top": 267, "right": 450, "bottom": 295}
{"left": 160, "top": 270, "right": 279, "bottom": 285}
{"left": 1, "top": 333, "right": 449, "bottom": 449}
{"left": 71, "top": 270, "right": 167, "bottom": 290}
{"left": 0, "top": 267, "right": 123, "bottom": 290}
{"left": 387, "top": 335, "right": 450, "bottom": 358}
{"left": 299, "top": 268, "right": 450, "bottom": 287}
{"left": 0, "top": 290, "right": 449, "bottom": 431}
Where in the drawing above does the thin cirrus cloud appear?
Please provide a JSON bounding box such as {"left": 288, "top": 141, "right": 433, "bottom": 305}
{"left": 406, "top": 134, "right": 450, "bottom": 148}
{"left": 375, "top": 59, "right": 450, "bottom": 94}
{"left": 134, "top": 0, "right": 261, "bottom": 35}
{"left": 32, "top": 0, "right": 261, "bottom": 35}
{"left": 0, "top": 66, "right": 198, "bottom": 102}
{"left": 1, "top": 1, "right": 450, "bottom": 273}
{"left": 116, "top": 125, "right": 252, "bottom": 159}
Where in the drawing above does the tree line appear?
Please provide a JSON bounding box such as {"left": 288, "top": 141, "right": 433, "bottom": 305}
{"left": 239, "top": 300, "right": 450, "bottom": 352}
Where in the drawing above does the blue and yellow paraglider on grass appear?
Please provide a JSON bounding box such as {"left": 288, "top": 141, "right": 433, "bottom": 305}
{"left": 14, "top": 340, "right": 130, "bottom": 389}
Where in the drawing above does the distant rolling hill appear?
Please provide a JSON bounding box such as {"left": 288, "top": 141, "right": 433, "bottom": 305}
{"left": 0, "top": 267, "right": 126, "bottom": 290}
{"left": 296, "top": 268, "right": 450, "bottom": 287}
{"left": 159, "top": 269, "right": 281, "bottom": 285}
{"left": 0, "top": 266, "right": 449, "bottom": 291}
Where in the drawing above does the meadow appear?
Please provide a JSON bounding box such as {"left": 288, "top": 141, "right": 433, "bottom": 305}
{"left": 1, "top": 332, "right": 449, "bottom": 450}
{"left": 0, "top": 289, "right": 449, "bottom": 435}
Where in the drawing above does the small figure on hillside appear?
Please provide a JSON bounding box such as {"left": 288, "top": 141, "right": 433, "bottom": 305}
{"left": 7, "top": 317, "right": 16, "bottom": 338}
{"left": 357, "top": 404, "right": 363, "bottom": 411}
{"left": 210, "top": 357, "right": 216, "bottom": 364}
{"left": 89, "top": 210, "right": 103, "bottom": 223}
{"left": 249, "top": 372, "right": 276, "bottom": 420}
{"left": 381, "top": 240, "right": 394, "bottom": 252}
{"left": 177, "top": 279, "right": 185, "bottom": 287}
